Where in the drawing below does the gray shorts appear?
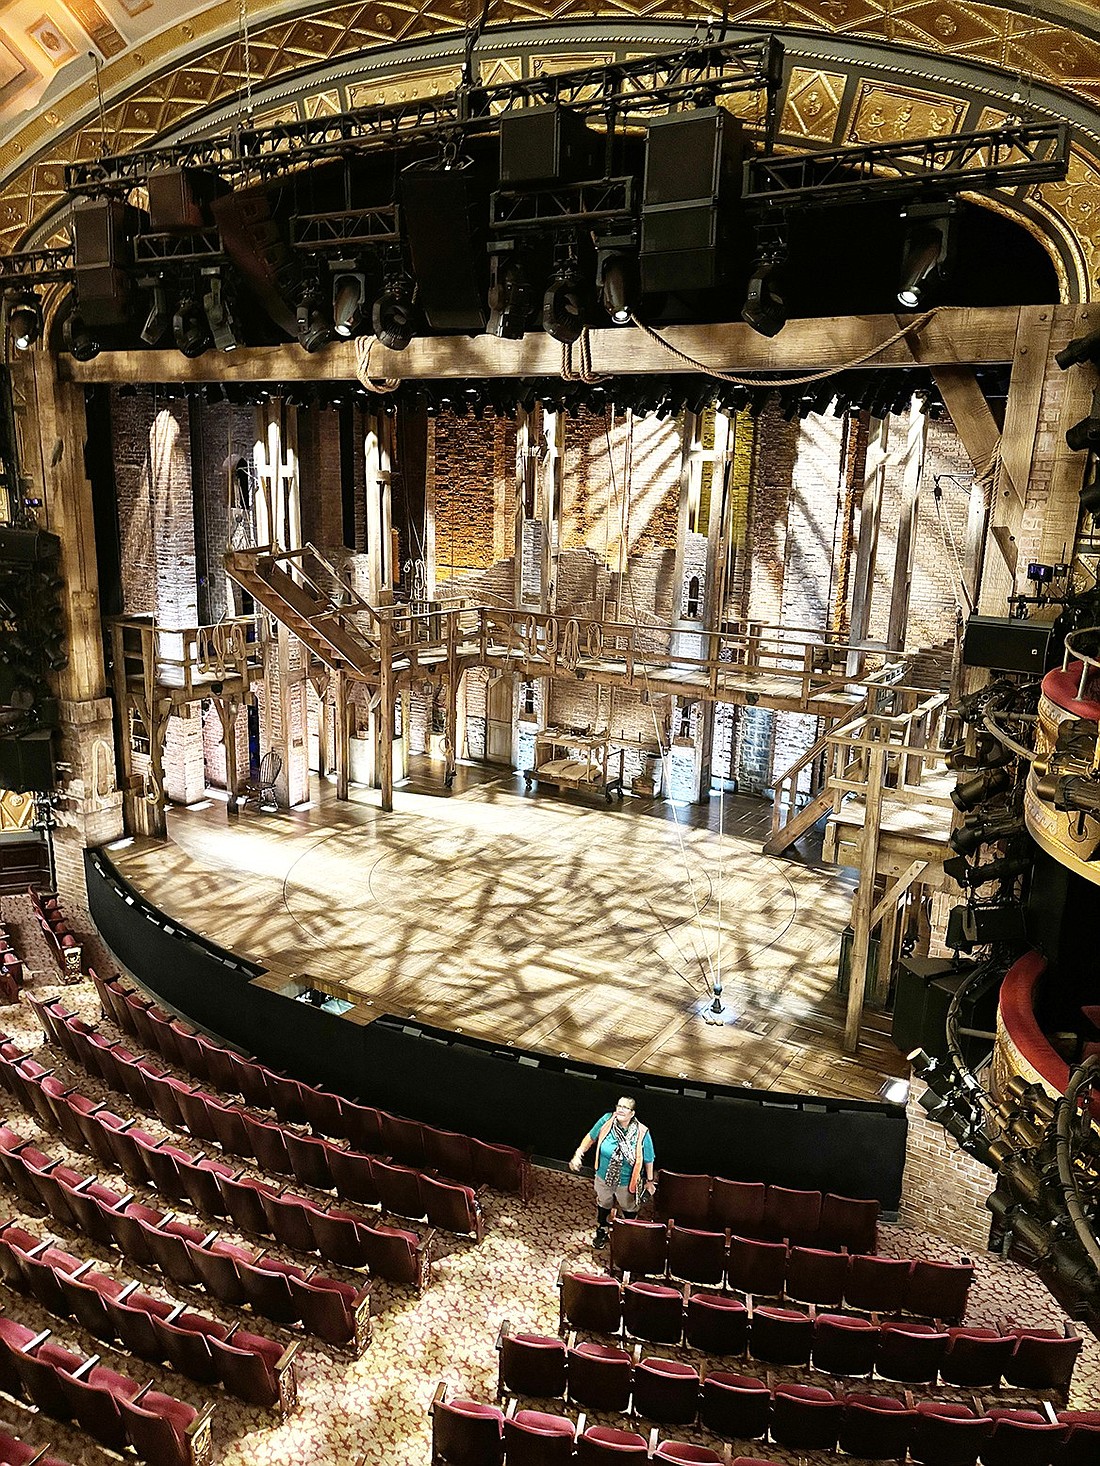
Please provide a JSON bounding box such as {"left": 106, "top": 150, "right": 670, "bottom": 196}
{"left": 594, "top": 1178, "right": 640, "bottom": 1212}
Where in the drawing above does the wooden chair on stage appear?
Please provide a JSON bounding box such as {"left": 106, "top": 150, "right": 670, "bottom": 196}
{"left": 243, "top": 750, "right": 281, "bottom": 812}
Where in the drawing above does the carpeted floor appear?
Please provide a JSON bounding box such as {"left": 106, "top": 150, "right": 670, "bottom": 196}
{"left": 0, "top": 894, "right": 1097, "bottom": 1466}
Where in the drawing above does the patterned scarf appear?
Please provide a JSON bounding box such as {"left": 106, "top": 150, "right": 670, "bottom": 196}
{"left": 604, "top": 1117, "right": 639, "bottom": 1189}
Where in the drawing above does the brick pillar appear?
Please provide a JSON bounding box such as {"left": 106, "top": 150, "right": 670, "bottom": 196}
{"left": 164, "top": 705, "right": 206, "bottom": 805}
{"left": 898, "top": 1082, "right": 995, "bottom": 1252}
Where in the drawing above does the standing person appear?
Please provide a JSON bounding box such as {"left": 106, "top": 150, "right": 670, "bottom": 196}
{"left": 569, "top": 1096, "right": 655, "bottom": 1248}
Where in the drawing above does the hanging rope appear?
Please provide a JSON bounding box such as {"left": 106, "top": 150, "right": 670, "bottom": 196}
{"left": 626, "top": 308, "right": 940, "bottom": 390}
{"left": 561, "top": 327, "right": 606, "bottom": 384}
{"left": 354, "top": 337, "right": 401, "bottom": 393}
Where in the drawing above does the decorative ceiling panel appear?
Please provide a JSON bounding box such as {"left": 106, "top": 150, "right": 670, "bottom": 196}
{"left": 780, "top": 65, "right": 847, "bottom": 143}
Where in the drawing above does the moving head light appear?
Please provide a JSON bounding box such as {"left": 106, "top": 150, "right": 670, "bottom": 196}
{"left": 948, "top": 810, "right": 1025, "bottom": 855}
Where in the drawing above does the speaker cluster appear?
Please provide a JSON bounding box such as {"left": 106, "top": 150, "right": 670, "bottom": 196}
{"left": 0, "top": 527, "right": 66, "bottom": 793}
{"left": 943, "top": 686, "right": 1031, "bottom": 954}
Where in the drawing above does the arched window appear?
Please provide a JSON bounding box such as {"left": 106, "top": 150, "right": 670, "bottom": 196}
{"left": 686, "top": 575, "right": 701, "bottom": 618}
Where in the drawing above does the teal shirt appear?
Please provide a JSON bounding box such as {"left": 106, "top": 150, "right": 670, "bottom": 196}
{"left": 587, "top": 1112, "right": 655, "bottom": 1184}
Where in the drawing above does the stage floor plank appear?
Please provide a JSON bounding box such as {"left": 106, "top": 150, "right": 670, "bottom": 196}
{"left": 106, "top": 762, "right": 907, "bottom": 1101}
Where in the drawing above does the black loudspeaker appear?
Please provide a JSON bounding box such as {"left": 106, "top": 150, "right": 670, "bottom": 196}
{"left": 72, "top": 198, "right": 137, "bottom": 326}
{"left": 210, "top": 190, "right": 297, "bottom": 335}
{"left": 0, "top": 733, "right": 55, "bottom": 793}
{"left": 963, "top": 614, "right": 1050, "bottom": 673}
{"left": 499, "top": 105, "right": 599, "bottom": 184}
{"left": 0, "top": 527, "right": 58, "bottom": 564}
{"left": 401, "top": 161, "right": 487, "bottom": 332}
{"left": 890, "top": 956, "right": 995, "bottom": 1066}
{"left": 641, "top": 108, "right": 741, "bottom": 293}
{"left": 147, "top": 167, "right": 228, "bottom": 232}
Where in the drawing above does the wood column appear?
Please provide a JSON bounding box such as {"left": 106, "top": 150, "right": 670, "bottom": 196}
{"left": 846, "top": 417, "right": 888, "bottom": 677}
{"left": 844, "top": 737, "right": 888, "bottom": 1053}
{"left": 886, "top": 405, "right": 927, "bottom": 653}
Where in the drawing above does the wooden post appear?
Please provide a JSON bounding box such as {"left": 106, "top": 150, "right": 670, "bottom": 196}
{"left": 846, "top": 417, "right": 888, "bottom": 677}
{"left": 886, "top": 405, "right": 926, "bottom": 653}
{"left": 214, "top": 694, "right": 243, "bottom": 814}
{"left": 844, "top": 738, "right": 888, "bottom": 1053}
{"left": 334, "top": 669, "right": 349, "bottom": 801}
{"left": 379, "top": 612, "right": 393, "bottom": 812}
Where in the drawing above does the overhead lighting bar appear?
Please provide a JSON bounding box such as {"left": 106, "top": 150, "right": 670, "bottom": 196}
{"left": 743, "top": 121, "right": 1070, "bottom": 207}
{"left": 65, "top": 37, "right": 783, "bottom": 192}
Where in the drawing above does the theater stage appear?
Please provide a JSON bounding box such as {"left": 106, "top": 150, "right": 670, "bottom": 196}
{"left": 105, "top": 760, "right": 907, "bottom": 1103}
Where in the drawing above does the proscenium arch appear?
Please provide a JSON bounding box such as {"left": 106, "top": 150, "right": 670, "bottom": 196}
{"left": 2, "top": 7, "right": 1100, "bottom": 297}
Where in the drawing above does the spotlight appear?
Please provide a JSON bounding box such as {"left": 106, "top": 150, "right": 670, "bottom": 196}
{"left": 172, "top": 296, "right": 210, "bottom": 358}
{"left": 951, "top": 767, "right": 1012, "bottom": 811}
{"left": 599, "top": 252, "right": 637, "bottom": 325}
{"left": 372, "top": 273, "right": 417, "bottom": 351}
{"left": 942, "top": 854, "right": 971, "bottom": 887}
{"left": 487, "top": 252, "right": 535, "bottom": 340}
{"left": 1066, "top": 392, "right": 1100, "bottom": 452}
{"left": 6, "top": 292, "right": 42, "bottom": 351}
{"left": 897, "top": 201, "right": 953, "bottom": 308}
{"left": 140, "top": 278, "right": 170, "bottom": 346}
{"left": 948, "top": 810, "right": 1025, "bottom": 855}
{"left": 962, "top": 853, "right": 1031, "bottom": 887}
{"left": 332, "top": 272, "right": 367, "bottom": 339}
{"left": 296, "top": 281, "right": 333, "bottom": 354}
{"left": 202, "top": 271, "right": 238, "bottom": 352}
{"left": 742, "top": 256, "right": 786, "bottom": 337}
{"left": 1056, "top": 326, "right": 1100, "bottom": 370}
{"left": 62, "top": 311, "right": 100, "bottom": 362}
{"left": 906, "top": 1047, "right": 937, "bottom": 1077}
{"left": 542, "top": 257, "right": 589, "bottom": 345}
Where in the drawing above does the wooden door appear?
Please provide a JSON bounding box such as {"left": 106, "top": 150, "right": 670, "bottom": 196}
{"left": 485, "top": 674, "right": 514, "bottom": 765}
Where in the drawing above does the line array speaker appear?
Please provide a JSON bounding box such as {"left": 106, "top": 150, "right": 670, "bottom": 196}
{"left": 641, "top": 108, "right": 742, "bottom": 293}
{"left": 499, "top": 105, "right": 600, "bottom": 185}
{"left": 72, "top": 198, "right": 139, "bottom": 327}
{"left": 401, "top": 161, "right": 487, "bottom": 332}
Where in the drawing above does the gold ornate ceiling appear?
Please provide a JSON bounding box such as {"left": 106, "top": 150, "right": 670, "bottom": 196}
{"left": 3, "top": 1, "right": 1100, "bottom": 292}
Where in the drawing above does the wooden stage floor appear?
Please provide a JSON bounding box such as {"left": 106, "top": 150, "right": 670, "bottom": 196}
{"left": 106, "top": 760, "right": 907, "bottom": 1103}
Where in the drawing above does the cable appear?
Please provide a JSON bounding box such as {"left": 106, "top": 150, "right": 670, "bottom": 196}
{"left": 626, "top": 308, "right": 940, "bottom": 389}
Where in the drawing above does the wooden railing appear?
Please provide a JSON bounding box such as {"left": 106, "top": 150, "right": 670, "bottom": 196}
{"left": 109, "top": 614, "right": 263, "bottom": 699}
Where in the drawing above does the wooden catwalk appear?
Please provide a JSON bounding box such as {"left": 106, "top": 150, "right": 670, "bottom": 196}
{"left": 106, "top": 761, "right": 907, "bottom": 1102}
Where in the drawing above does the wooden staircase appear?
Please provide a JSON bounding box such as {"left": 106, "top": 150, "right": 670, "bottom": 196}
{"left": 225, "top": 546, "right": 382, "bottom": 679}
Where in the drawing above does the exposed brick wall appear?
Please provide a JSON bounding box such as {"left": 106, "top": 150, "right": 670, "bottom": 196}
{"left": 899, "top": 1083, "right": 995, "bottom": 1252}
{"left": 164, "top": 704, "right": 205, "bottom": 806}
{"left": 298, "top": 405, "right": 346, "bottom": 551}
{"left": 191, "top": 400, "right": 255, "bottom": 623}
{"left": 430, "top": 414, "right": 516, "bottom": 583}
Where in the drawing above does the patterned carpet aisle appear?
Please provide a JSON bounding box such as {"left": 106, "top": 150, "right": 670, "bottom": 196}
{"left": 0, "top": 896, "right": 1098, "bottom": 1466}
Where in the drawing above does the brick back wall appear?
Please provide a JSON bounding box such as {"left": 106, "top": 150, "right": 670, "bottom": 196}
{"left": 431, "top": 414, "right": 516, "bottom": 582}
{"left": 192, "top": 400, "right": 256, "bottom": 622}
{"left": 112, "top": 390, "right": 196, "bottom": 624}
{"left": 298, "top": 405, "right": 346, "bottom": 551}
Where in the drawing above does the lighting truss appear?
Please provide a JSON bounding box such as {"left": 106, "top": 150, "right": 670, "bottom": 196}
{"left": 133, "top": 231, "right": 225, "bottom": 267}
{"left": 65, "top": 36, "right": 783, "bottom": 192}
{"left": 291, "top": 206, "right": 401, "bottom": 252}
{"left": 742, "top": 121, "right": 1070, "bottom": 207}
{"left": 0, "top": 247, "right": 73, "bottom": 288}
{"left": 489, "top": 177, "right": 635, "bottom": 234}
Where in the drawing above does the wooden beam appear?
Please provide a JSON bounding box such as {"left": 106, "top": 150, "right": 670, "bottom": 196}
{"left": 845, "top": 740, "right": 888, "bottom": 1054}
{"left": 931, "top": 365, "right": 1020, "bottom": 508}
{"left": 60, "top": 307, "right": 1027, "bottom": 385}
{"left": 846, "top": 417, "right": 888, "bottom": 677}
{"left": 999, "top": 307, "right": 1056, "bottom": 507}
{"left": 886, "top": 408, "right": 925, "bottom": 653}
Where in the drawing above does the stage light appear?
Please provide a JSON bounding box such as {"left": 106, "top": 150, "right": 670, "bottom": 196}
{"left": 897, "top": 201, "right": 953, "bottom": 308}
{"left": 296, "top": 281, "right": 333, "bottom": 354}
{"left": 542, "top": 257, "right": 588, "bottom": 344}
{"left": 962, "top": 853, "right": 1031, "bottom": 887}
{"left": 488, "top": 252, "right": 535, "bottom": 340}
{"left": 333, "top": 272, "right": 367, "bottom": 338}
{"left": 1056, "top": 326, "right": 1100, "bottom": 370}
{"left": 1010, "top": 1209, "right": 1053, "bottom": 1259}
{"left": 63, "top": 311, "right": 100, "bottom": 362}
{"left": 880, "top": 1077, "right": 910, "bottom": 1105}
{"left": 202, "top": 271, "right": 238, "bottom": 352}
{"left": 372, "top": 273, "right": 417, "bottom": 351}
{"left": 951, "top": 767, "right": 1012, "bottom": 811}
{"left": 1066, "top": 410, "right": 1100, "bottom": 453}
{"left": 942, "top": 854, "right": 971, "bottom": 886}
{"left": 599, "top": 252, "right": 637, "bottom": 325}
{"left": 172, "top": 296, "right": 210, "bottom": 358}
{"left": 140, "top": 278, "right": 170, "bottom": 345}
{"left": 742, "top": 256, "right": 786, "bottom": 337}
{"left": 948, "top": 810, "right": 1025, "bottom": 855}
{"left": 906, "top": 1047, "right": 936, "bottom": 1077}
{"left": 6, "top": 292, "right": 42, "bottom": 351}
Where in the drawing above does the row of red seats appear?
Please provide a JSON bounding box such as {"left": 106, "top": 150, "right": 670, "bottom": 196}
{"left": 436, "top": 1374, "right": 1100, "bottom": 1466}
{"left": 0, "top": 1124, "right": 370, "bottom": 1350}
{"left": 0, "top": 1427, "right": 73, "bottom": 1466}
{"left": 28, "top": 892, "right": 80, "bottom": 980}
{"left": 551, "top": 1277, "right": 1082, "bottom": 1396}
{"left": 0, "top": 1041, "right": 433, "bottom": 1292}
{"left": 432, "top": 1386, "right": 741, "bottom": 1465}
{"left": 92, "top": 970, "right": 530, "bottom": 1195}
{"left": 654, "top": 1171, "right": 878, "bottom": 1254}
{"left": 37, "top": 997, "right": 483, "bottom": 1239}
{"left": 0, "top": 920, "right": 25, "bottom": 1002}
{"left": 0, "top": 1313, "right": 213, "bottom": 1466}
{"left": 0, "top": 1220, "right": 299, "bottom": 1416}
{"left": 609, "top": 1217, "right": 973, "bottom": 1320}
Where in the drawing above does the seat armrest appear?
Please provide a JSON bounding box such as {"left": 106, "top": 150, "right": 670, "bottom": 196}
{"left": 495, "top": 1318, "right": 512, "bottom": 1350}
{"left": 430, "top": 1380, "right": 448, "bottom": 1413}
{"left": 71, "top": 1354, "right": 101, "bottom": 1380}
{"left": 165, "top": 1304, "right": 187, "bottom": 1323}
{"left": 186, "top": 1401, "right": 216, "bottom": 1466}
